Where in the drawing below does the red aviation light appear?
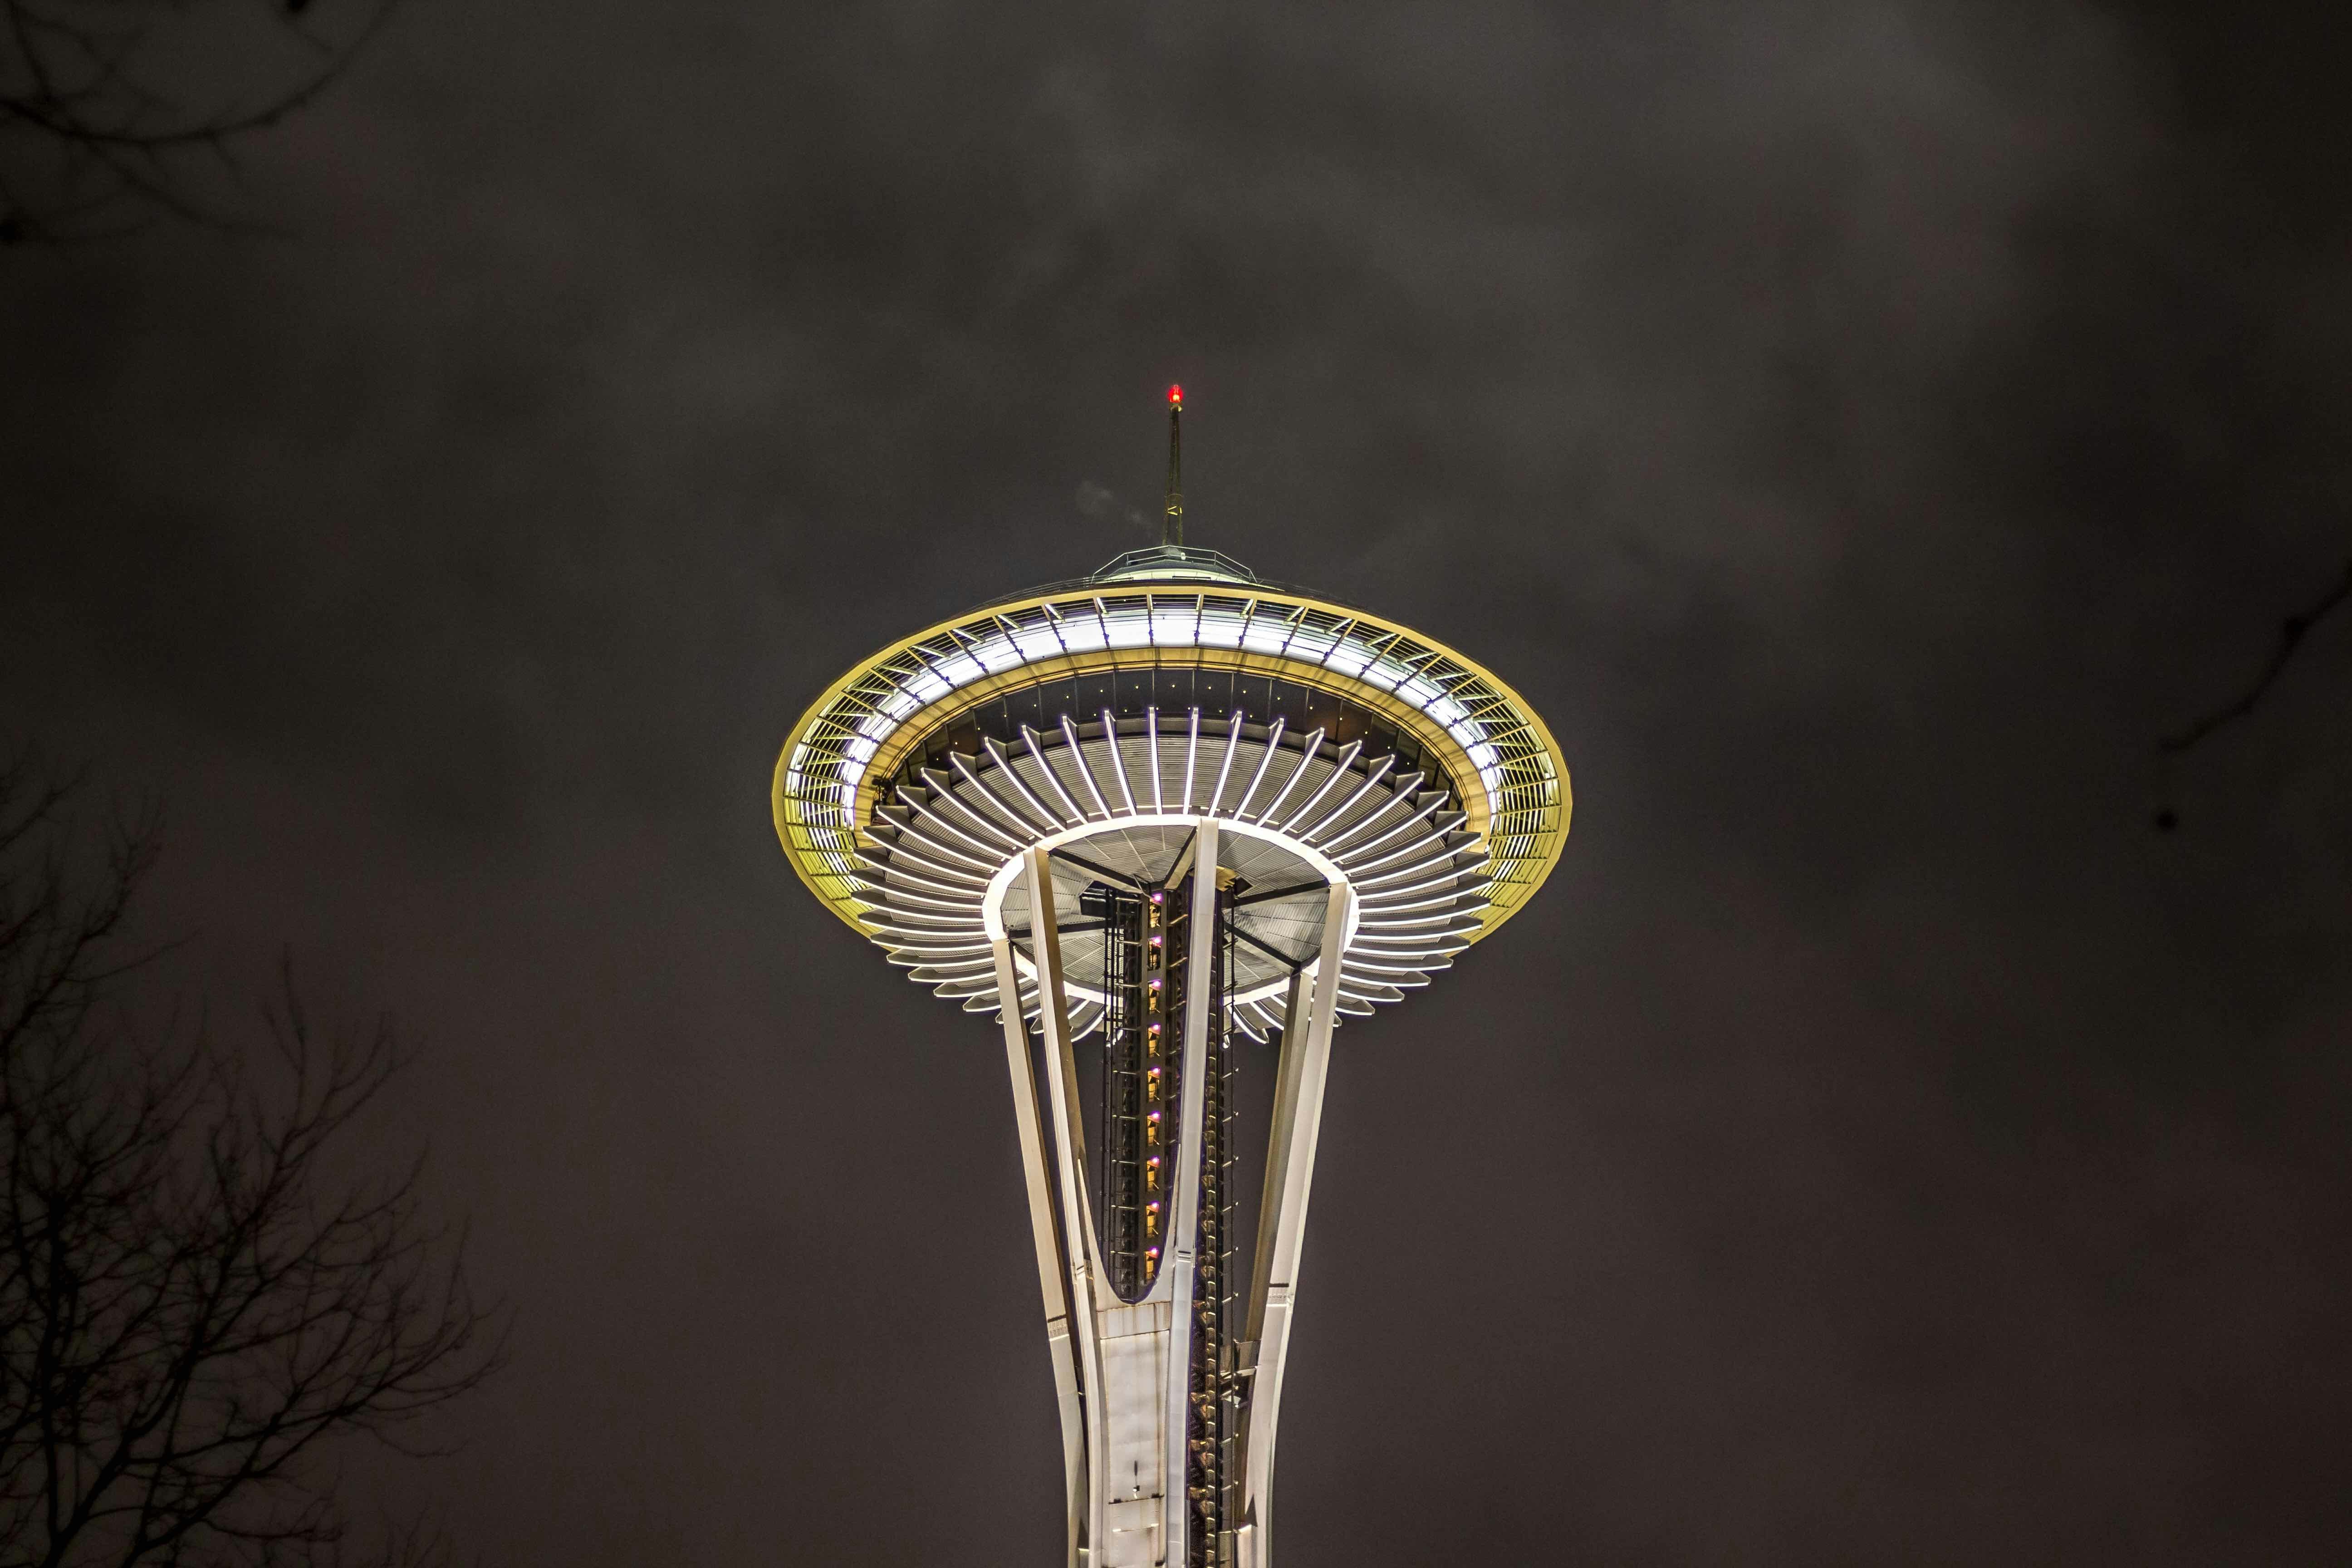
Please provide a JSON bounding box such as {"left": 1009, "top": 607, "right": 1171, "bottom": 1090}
{"left": 1167, "top": 384, "right": 1182, "bottom": 409}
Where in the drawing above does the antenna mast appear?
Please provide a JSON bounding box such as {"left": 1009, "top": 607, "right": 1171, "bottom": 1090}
{"left": 1163, "top": 384, "right": 1184, "bottom": 547}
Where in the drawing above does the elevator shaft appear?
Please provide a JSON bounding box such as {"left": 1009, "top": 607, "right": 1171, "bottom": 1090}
{"left": 1087, "top": 862, "right": 1238, "bottom": 1562}
{"left": 991, "top": 827, "right": 1354, "bottom": 1568}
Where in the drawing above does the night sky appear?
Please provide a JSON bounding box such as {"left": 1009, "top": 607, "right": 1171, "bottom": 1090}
{"left": 7, "top": 3, "right": 2352, "bottom": 1562}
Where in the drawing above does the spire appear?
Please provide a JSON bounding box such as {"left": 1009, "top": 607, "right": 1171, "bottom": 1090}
{"left": 1162, "top": 384, "right": 1184, "bottom": 548}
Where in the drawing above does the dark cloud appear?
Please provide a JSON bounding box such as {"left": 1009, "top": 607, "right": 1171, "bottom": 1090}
{"left": 5, "top": 0, "right": 2350, "bottom": 1561}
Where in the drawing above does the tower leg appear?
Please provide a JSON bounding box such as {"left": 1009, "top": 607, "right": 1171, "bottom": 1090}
{"left": 1236, "top": 882, "right": 1352, "bottom": 1565}
{"left": 993, "top": 931, "right": 1089, "bottom": 1567}
{"left": 1024, "top": 847, "right": 1113, "bottom": 1563}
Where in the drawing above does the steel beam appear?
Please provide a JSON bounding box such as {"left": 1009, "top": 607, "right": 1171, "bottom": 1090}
{"left": 1161, "top": 817, "right": 1220, "bottom": 1568}
{"left": 1235, "top": 880, "right": 1352, "bottom": 1567}
{"left": 1025, "top": 847, "right": 1112, "bottom": 1564}
{"left": 991, "top": 935, "right": 1088, "bottom": 1567}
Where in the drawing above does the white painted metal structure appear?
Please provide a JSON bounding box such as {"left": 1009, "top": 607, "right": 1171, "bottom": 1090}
{"left": 989, "top": 826, "right": 1349, "bottom": 1568}
{"left": 773, "top": 540, "right": 1570, "bottom": 1568}
{"left": 878, "top": 714, "right": 1471, "bottom": 1565}
{"left": 867, "top": 713, "right": 1486, "bottom": 1035}
{"left": 774, "top": 564, "right": 1570, "bottom": 941}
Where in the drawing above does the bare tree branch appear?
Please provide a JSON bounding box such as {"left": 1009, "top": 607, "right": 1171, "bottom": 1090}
{"left": 0, "top": 757, "right": 505, "bottom": 1567}
{"left": 0, "top": 0, "right": 398, "bottom": 243}
{"left": 2159, "top": 556, "right": 2352, "bottom": 755}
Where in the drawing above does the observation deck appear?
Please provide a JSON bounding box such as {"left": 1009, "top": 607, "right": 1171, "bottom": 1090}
{"left": 774, "top": 544, "right": 1571, "bottom": 973}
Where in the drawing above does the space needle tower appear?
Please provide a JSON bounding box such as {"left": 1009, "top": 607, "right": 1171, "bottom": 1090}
{"left": 773, "top": 389, "right": 1570, "bottom": 1567}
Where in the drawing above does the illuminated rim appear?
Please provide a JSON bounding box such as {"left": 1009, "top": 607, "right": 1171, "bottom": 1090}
{"left": 862, "top": 712, "right": 1485, "bottom": 1035}
{"left": 775, "top": 582, "right": 1570, "bottom": 946}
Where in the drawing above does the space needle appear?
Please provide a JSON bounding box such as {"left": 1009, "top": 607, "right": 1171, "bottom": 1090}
{"left": 773, "top": 389, "right": 1570, "bottom": 1566}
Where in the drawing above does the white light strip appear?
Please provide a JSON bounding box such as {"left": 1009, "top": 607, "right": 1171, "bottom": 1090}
{"left": 980, "top": 738, "right": 1060, "bottom": 833}
{"left": 1207, "top": 711, "right": 1244, "bottom": 814}
{"left": 949, "top": 752, "right": 1041, "bottom": 841}
{"left": 1281, "top": 740, "right": 1363, "bottom": 835}
{"left": 896, "top": 787, "right": 1012, "bottom": 865}
{"left": 1060, "top": 715, "right": 1113, "bottom": 819}
{"left": 1301, "top": 753, "right": 1396, "bottom": 842}
{"left": 1181, "top": 708, "right": 1200, "bottom": 812}
{"left": 923, "top": 775, "right": 1030, "bottom": 855}
{"left": 1022, "top": 726, "right": 1087, "bottom": 824}
{"left": 1147, "top": 709, "right": 1163, "bottom": 812}
{"left": 1253, "top": 727, "right": 1322, "bottom": 825}
{"left": 1102, "top": 710, "right": 1137, "bottom": 813}
{"left": 1230, "top": 716, "right": 1286, "bottom": 819}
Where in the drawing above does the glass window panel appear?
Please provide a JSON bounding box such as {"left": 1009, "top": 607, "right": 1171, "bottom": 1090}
{"left": 1287, "top": 623, "right": 1338, "bottom": 659}
{"left": 1103, "top": 604, "right": 1152, "bottom": 647}
{"left": 1196, "top": 607, "right": 1245, "bottom": 647}
{"left": 1241, "top": 610, "right": 1294, "bottom": 652}
{"left": 1013, "top": 624, "right": 1063, "bottom": 660}
{"left": 1149, "top": 605, "right": 1198, "bottom": 645}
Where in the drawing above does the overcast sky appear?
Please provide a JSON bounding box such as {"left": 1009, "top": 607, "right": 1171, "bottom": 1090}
{"left": 6, "top": 1, "right": 2351, "bottom": 1562}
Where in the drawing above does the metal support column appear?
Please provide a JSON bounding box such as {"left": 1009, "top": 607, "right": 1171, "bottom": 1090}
{"left": 1233, "top": 881, "right": 1352, "bottom": 1568}
{"left": 1026, "top": 846, "right": 1112, "bottom": 1563}
{"left": 1162, "top": 818, "right": 1220, "bottom": 1567}
{"left": 991, "top": 931, "right": 1089, "bottom": 1568}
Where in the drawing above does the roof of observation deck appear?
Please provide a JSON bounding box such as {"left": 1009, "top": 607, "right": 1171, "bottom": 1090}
{"left": 966, "top": 544, "right": 1273, "bottom": 613}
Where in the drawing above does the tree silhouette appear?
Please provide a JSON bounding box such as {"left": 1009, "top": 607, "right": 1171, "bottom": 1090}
{"left": 2152, "top": 555, "right": 2352, "bottom": 831}
{"left": 2160, "top": 557, "right": 2352, "bottom": 756}
{"left": 0, "top": 0, "right": 394, "bottom": 242}
{"left": 0, "top": 757, "right": 501, "bottom": 1566}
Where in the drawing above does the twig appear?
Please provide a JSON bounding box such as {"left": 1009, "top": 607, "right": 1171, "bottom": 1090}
{"left": 2159, "top": 557, "right": 2352, "bottom": 754}
{"left": 0, "top": 0, "right": 400, "bottom": 241}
